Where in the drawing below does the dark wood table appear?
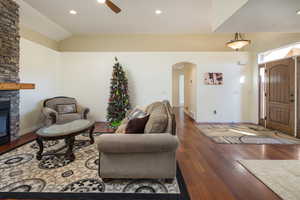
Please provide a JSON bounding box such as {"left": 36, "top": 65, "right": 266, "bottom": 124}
{"left": 35, "top": 120, "right": 95, "bottom": 161}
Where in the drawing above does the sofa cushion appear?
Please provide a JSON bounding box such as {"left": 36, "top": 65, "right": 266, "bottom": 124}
{"left": 44, "top": 97, "right": 77, "bottom": 111}
{"left": 126, "top": 115, "right": 150, "bottom": 134}
{"left": 127, "top": 107, "right": 147, "bottom": 120}
{"left": 144, "top": 102, "right": 168, "bottom": 133}
{"left": 115, "top": 124, "right": 127, "bottom": 134}
{"left": 171, "top": 114, "right": 177, "bottom": 135}
{"left": 144, "top": 114, "right": 168, "bottom": 133}
{"left": 162, "top": 100, "right": 173, "bottom": 134}
{"left": 116, "top": 118, "right": 130, "bottom": 134}
{"left": 145, "top": 101, "right": 164, "bottom": 114}
{"left": 56, "top": 104, "right": 77, "bottom": 114}
{"left": 116, "top": 107, "right": 147, "bottom": 134}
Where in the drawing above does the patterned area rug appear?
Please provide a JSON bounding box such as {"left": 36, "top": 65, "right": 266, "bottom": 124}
{"left": 239, "top": 160, "right": 300, "bottom": 200}
{"left": 0, "top": 133, "right": 189, "bottom": 200}
{"left": 197, "top": 124, "right": 300, "bottom": 144}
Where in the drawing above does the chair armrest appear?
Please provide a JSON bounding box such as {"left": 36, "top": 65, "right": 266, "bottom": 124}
{"left": 77, "top": 105, "right": 90, "bottom": 119}
{"left": 42, "top": 107, "right": 58, "bottom": 124}
{"left": 97, "top": 134, "right": 179, "bottom": 153}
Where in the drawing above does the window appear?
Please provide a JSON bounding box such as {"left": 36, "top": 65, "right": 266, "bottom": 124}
{"left": 259, "top": 67, "right": 265, "bottom": 120}
{"left": 258, "top": 42, "right": 300, "bottom": 64}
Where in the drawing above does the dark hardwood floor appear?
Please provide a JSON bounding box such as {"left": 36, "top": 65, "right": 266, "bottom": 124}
{"left": 2, "top": 109, "right": 300, "bottom": 200}
{"left": 175, "top": 108, "right": 299, "bottom": 200}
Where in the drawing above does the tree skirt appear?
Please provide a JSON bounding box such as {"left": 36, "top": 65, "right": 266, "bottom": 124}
{"left": 0, "top": 133, "right": 189, "bottom": 200}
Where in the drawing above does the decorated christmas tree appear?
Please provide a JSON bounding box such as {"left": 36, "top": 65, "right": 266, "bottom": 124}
{"left": 107, "top": 57, "right": 130, "bottom": 127}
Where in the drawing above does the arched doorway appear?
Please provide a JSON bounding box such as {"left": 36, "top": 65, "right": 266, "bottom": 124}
{"left": 172, "top": 62, "right": 197, "bottom": 120}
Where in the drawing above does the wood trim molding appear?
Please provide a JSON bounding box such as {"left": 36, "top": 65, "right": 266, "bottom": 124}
{"left": 0, "top": 83, "right": 35, "bottom": 90}
{"left": 258, "top": 64, "right": 266, "bottom": 127}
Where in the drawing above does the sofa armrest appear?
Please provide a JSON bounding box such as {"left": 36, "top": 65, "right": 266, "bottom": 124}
{"left": 97, "top": 134, "right": 179, "bottom": 153}
{"left": 77, "top": 105, "right": 90, "bottom": 119}
{"left": 42, "top": 107, "right": 58, "bottom": 124}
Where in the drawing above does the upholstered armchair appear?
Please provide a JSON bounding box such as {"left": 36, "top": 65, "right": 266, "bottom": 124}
{"left": 42, "top": 96, "right": 90, "bottom": 126}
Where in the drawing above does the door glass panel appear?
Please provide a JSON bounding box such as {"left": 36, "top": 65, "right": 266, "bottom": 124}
{"left": 260, "top": 67, "right": 266, "bottom": 119}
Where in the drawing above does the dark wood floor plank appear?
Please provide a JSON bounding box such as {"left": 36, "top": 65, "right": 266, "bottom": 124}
{"left": 0, "top": 132, "right": 36, "bottom": 154}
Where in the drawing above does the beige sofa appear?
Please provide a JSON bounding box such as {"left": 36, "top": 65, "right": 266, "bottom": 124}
{"left": 97, "top": 100, "right": 179, "bottom": 181}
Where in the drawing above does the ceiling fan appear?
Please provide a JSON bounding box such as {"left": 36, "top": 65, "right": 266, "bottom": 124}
{"left": 97, "top": 0, "right": 121, "bottom": 14}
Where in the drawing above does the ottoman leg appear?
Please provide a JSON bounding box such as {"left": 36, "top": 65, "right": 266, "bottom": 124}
{"left": 89, "top": 125, "right": 95, "bottom": 144}
{"left": 36, "top": 136, "right": 44, "bottom": 160}
{"left": 66, "top": 136, "right": 75, "bottom": 161}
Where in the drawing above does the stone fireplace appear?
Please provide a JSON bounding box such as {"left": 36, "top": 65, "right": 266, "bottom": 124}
{"left": 0, "top": 0, "right": 20, "bottom": 142}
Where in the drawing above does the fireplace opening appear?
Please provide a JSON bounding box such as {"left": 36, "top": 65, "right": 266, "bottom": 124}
{"left": 0, "top": 101, "right": 10, "bottom": 145}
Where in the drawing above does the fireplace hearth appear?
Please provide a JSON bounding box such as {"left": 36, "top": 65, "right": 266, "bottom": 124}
{"left": 0, "top": 101, "right": 10, "bottom": 145}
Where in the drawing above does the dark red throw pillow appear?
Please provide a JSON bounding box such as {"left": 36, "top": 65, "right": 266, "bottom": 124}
{"left": 125, "top": 115, "right": 150, "bottom": 134}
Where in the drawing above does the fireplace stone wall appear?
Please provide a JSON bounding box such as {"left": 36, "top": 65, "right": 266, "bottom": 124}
{"left": 0, "top": 0, "right": 20, "bottom": 141}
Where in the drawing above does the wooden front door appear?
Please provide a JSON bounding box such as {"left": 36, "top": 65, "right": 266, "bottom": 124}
{"left": 266, "top": 58, "right": 295, "bottom": 136}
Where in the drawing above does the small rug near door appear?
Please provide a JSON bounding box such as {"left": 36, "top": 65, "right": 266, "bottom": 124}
{"left": 197, "top": 124, "right": 300, "bottom": 144}
{"left": 0, "top": 133, "right": 190, "bottom": 200}
{"left": 239, "top": 160, "right": 300, "bottom": 200}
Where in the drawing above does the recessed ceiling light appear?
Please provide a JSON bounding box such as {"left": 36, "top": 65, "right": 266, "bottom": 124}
{"left": 155, "top": 10, "right": 162, "bottom": 15}
{"left": 69, "top": 10, "right": 77, "bottom": 15}
{"left": 297, "top": 10, "right": 300, "bottom": 15}
{"left": 97, "top": 0, "right": 106, "bottom": 4}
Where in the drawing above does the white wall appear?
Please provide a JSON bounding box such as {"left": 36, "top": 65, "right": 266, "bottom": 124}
{"left": 250, "top": 52, "right": 259, "bottom": 124}
{"left": 183, "top": 63, "right": 197, "bottom": 119}
{"left": 197, "top": 53, "right": 252, "bottom": 122}
{"left": 60, "top": 53, "right": 172, "bottom": 122}
{"left": 19, "top": 38, "right": 61, "bottom": 135}
{"left": 60, "top": 52, "right": 252, "bottom": 123}
{"left": 172, "top": 67, "right": 182, "bottom": 107}
{"left": 18, "top": 47, "right": 254, "bottom": 136}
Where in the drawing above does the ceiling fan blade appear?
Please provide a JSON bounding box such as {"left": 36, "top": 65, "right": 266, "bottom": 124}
{"left": 105, "top": 0, "right": 121, "bottom": 14}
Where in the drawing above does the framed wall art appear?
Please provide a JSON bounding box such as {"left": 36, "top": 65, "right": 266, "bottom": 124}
{"left": 204, "top": 72, "right": 223, "bottom": 85}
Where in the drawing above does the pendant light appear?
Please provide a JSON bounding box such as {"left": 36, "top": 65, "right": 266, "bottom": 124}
{"left": 226, "top": 33, "right": 251, "bottom": 50}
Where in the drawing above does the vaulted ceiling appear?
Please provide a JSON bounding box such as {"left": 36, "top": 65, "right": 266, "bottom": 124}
{"left": 16, "top": 0, "right": 300, "bottom": 41}
{"left": 22, "top": 0, "right": 212, "bottom": 35}
{"left": 216, "top": 0, "right": 300, "bottom": 33}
